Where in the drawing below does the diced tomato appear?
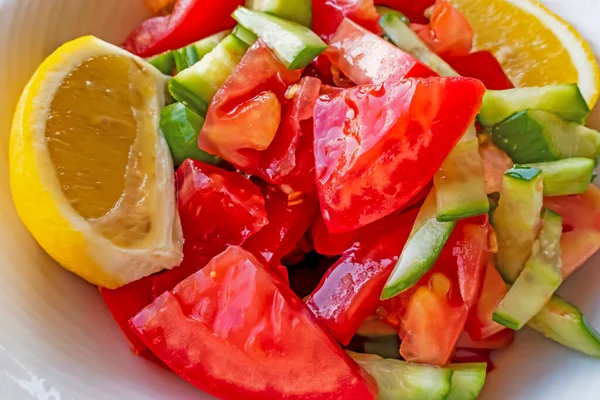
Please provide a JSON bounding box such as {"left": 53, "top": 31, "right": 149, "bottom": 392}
{"left": 452, "top": 348, "right": 495, "bottom": 372}
{"left": 457, "top": 329, "right": 515, "bottom": 350}
{"left": 445, "top": 51, "right": 514, "bottom": 90}
{"left": 410, "top": 0, "right": 473, "bottom": 57}
{"left": 243, "top": 183, "right": 320, "bottom": 282}
{"left": 326, "top": 19, "right": 436, "bottom": 86}
{"left": 312, "top": 0, "right": 382, "bottom": 42}
{"left": 100, "top": 160, "right": 268, "bottom": 353}
{"left": 306, "top": 209, "right": 418, "bottom": 345}
{"left": 374, "top": 0, "right": 435, "bottom": 24}
{"left": 479, "top": 140, "right": 514, "bottom": 194}
{"left": 313, "top": 77, "right": 485, "bottom": 232}
{"left": 130, "top": 247, "right": 378, "bottom": 400}
{"left": 465, "top": 261, "right": 508, "bottom": 341}
{"left": 123, "top": 0, "right": 242, "bottom": 57}
{"left": 544, "top": 185, "right": 600, "bottom": 278}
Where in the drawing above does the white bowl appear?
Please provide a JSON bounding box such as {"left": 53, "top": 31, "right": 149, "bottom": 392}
{"left": 0, "top": 0, "right": 598, "bottom": 399}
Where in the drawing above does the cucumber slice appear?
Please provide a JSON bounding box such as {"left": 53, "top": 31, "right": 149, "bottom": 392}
{"left": 446, "top": 363, "right": 488, "bottom": 400}
{"left": 492, "top": 166, "right": 544, "bottom": 282}
{"left": 169, "top": 34, "right": 249, "bottom": 115}
{"left": 348, "top": 352, "right": 454, "bottom": 400}
{"left": 376, "top": 6, "right": 410, "bottom": 24}
{"left": 173, "top": 46, "right": 198, "bottom": 73}
{"left": 233, "top": 24, "right": 258, "bottom": 46}
{"left": 479, "top": 84, "right": 590, "bottom": 126}
{"left": 524, "top": 158, "right": 595, "bottom": 196}
{"left": 493, "top": 209, "right": 563, "bottom": 330}
{"left": 245, "top": 0, "right": 312, "bottom": 27}
{"left": 232, "top": 7, "right": 326, "bottom": 70}
{"left": 435, "top": 133, "right": 489, "bottom": 222}
{"left": 159, "top": 103, "right": 220, "bottom": 167}
{"left": 529, "top": 295, "right": 600, "bottom": 357}
{"left": 350, "top": 319, "right": 401, "bottom": 360}
{"left": 491, "top": 110, "right": 600, "bottom": 164}
{"left": 382, "top": 190, "right": 456, "bottom": 300}
{"left": 146, "top": 51, "right": 175, "bottom": 75}
{"left": 173, "top": 31, "right": 231, "bottom": 73}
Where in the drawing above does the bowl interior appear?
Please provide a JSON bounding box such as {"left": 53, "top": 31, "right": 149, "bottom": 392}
{"left": 0, "top": 0, "right": 598, "bottom": 399}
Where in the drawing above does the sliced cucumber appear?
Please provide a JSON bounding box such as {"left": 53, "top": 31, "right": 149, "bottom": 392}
{"left": 529, "top": 295, "right": 600, "bottom": 357}
{"left": 491, "top": 110, "right": 600, "bottom": 164}
{"left": 146, "top": 51, "right": 175, "bottom": 75}
{"left": 169, "top": 34, "right": 249, "bottom": 115}
{"left": 479, "top": 84, "right": 590, "bottom": 126}
{"left": 382, "top": 190, "right": 455, "bottom": 300}
{"left": 376, "top": 6, "right": 410, "bottom": 24}
{"left": 435, "top": 132, "right": 489, "bottom": 222}
{"left": 232, "top": 7, "right": 326, "bottom": 70}
{"left": 492, "top": 166, "right": 544, "bottom": 282}
{"left": 350, "top": 319, "right": 401, "bottom": 360}
{"left": 446, "top": 363, "right": 488, "bottom": 400}
{"left": 233, "top": 24, "right": 258, "bottom": 46}
{"left": 493, "top": 209, "right": 563, "bottom": 330}
{"left": 348, "top": 352, "right": 453, "bottom": 400}
{"left": 524, "top": 158, "right": 595, "bottom": 196}
{"left": 245, "top": 0, "right": 312, "bottom": 27}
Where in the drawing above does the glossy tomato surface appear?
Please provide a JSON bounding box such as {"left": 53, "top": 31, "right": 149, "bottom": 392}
{"left": 312, "top": 0, "right": 381, "bottom": 41}
{"left": 445, "top": 51, "right": 514, "bottom": 90}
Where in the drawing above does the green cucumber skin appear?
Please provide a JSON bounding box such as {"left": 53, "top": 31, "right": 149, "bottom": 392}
{"left": 233, "top": 7, "right": 326, "bottom": 70}
{"left": 446, "top": 363, "right": 487, "bottom": 400}
{"left": 245, "top": 0, "right": 312, "bottom": 27}
{"left": 525, "top": 158, "right": 595, "bottom": 196}
{"left": 529, "top": 295, "right": 600, "bottom": 358}
{"left": 146, "top": 51, "right": 176, "bottom": 75}
{"left": 192, "top": 31, "right": 230, "bottom": 61}
{"left": 492, "top": 110, "right": 600, "bottom": 164}
{"left": 376, "top": 6, "right": 410, "bottom": 24}
{"left": 173, "top": 46, "right": 198, "bottom": 72}
{"left": 233, "top": 25, "right": 258, "bottom": 46}
{"left": 479, "top": 84, "right": 590, "bottom": 127}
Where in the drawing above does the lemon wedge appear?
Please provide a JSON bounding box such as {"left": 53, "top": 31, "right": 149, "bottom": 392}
{"left": 10, "top": 36, "right": 183, "bottom": 289}
{"left": 451, "top": 0, "right": 600, "bottom": 108}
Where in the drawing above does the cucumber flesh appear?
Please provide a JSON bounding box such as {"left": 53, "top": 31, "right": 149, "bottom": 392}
{"left": 173, "top": 31, "right": 230, "bottom": 73}
{"left": 529, "top": 295, "right": 600, "bottom": 357}
{"left": 146, "top": 51, "right": 175, "bottom": 75}
{"left": 233, "top": 24, "right": 258, "bottom": 46}
{"left": 169, "top": 34, "right": 249, "bottom": 115}
{"left": 491, "top": 110, "right": 600, "bottom": 164}
{"left": 446, "top": 363, "right": 488, "bottom": 400}
{"left": 159, "top": 103, "right": 220, "bottom": 167}
{"left": 232, "top": 7, "right": 326, "bottom": 70}
{"left": 348, "top": 352, "right": 454, "bottom": 400}
{"left": 376, "top": 6, "right": 410, "bottom": 24}
{"left": 382, "top": 190, "right": 456, "bottom": 300}
{"left": 524, "top": 158, "right": 595, "bottom": 196}
{"left": 492, "top": 166, "right": 544, "bottom": 282}
{"left": 478, "top": 84, "right": 590, "bottom": 126}
{"left": 349, "top": 319, "right": 401, "bottom": 360}
{"left": 245, "top": 0, "right": 312, "bottom": 27}
{"left": 493, "top": 209, "right": 563, "bottom": 330}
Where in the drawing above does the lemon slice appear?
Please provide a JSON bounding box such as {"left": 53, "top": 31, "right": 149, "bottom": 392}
{"left": 10, "top": 36, "right": 183, "bottom": 289}
{"left": 451, "top": 0, "right": 600, "bottom": 108}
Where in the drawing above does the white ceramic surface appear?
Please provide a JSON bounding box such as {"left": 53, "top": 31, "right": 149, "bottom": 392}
{"left": 0, "top": 0, "right": 598, "bottom": 399}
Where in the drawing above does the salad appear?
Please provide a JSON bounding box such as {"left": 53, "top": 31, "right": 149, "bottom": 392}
{"left": 9, "top": 0, "right": 600, "bottom": 399}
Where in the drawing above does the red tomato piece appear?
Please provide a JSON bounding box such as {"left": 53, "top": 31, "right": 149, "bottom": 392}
{"left": 445, "top": 51, "right": 514, "bottom": 90}
{"left": 130, "top": 247, "right": 378, "bottom": 400}
{"left": 452, "top": 348, "right": 495, "bottom": 372}
{"left": 544, "top": 185, "right": 600, "bottom": 278}
{"left": 326, "top": 19, "right": 436, "bottom": 86}
{"left": 465, "top": 261, "right": 508, "bottom": 341}
{"left": 123, "top": 0, "right": 242, "bottom": 57}
{"left": 374, "top": 0, "right": 434, "bottom": 24}
{"left": 312, "top": 0, "right": 382, "bottom": 42}
{"left": 314, "top": 77, "right": 485, "bottom": 233}
{"left": 479, "top": 140, "right": 514, "bottom": 194}
{"left": 456, "top": 329, "right": 515, "bottom": 350}
{"left": 410, "top": 0, "right": 473, "bottom": 57}
{"left": 306, "top": 209, "right": 418, "bottom": 345}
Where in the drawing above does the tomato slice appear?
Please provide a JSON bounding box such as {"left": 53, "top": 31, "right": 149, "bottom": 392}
{"left": 544, "top": 185, "right": 600, "bottom": 278}
{"left": 123, "top": 0, "right": 242, "bottom": 57}
{"left": 306, "top": 209, "right": 418, "bottom": 345}
{"left": 326, "top": 19, "right": 436, "bottom": 86}
{"left": 312, "top": 0, "right": 382, "bottom": 41}
{"left": 479, "top": 140, "right": 515, "bottom": 194}
{"left": 374, "top": 0, "right": 435, "bottom": 24}
{"left": 130, "top": 247, "right": 378, "bottom": 400}
{"left": 445, "top": 51, "right": 514, "bottom": 90}
{"left": 456, "top": 329, "right": 515, "bottom": 350}
{"left": 410, "top": 0, "right": 473, "bottom": 57}
{"left": 314, "top": 77, "right": 485, "bottom": 232}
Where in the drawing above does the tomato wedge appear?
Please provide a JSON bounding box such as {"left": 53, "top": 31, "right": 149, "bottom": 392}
{"left": 457, "top": 329, "right": 515, "bottom": 350}
{"left": 130, "top": 246, "right": 378, "bottom": 400}
{"left": 445, "top": 51, "right": 514, "bottom": 90}
{"left": 313, "top": 77, "right": 485, "bottom": 232}
{"left": 544, "top": 185, "right": 600, "bottom": 278}
{"left": 374, "top": 0, "right": 434, "bottom": 24}
{"left": 326, "top": 19, "right": 436, "bottom": 86}
{"left": 307, "top": 209, "right": 418, "bottom": 345}
{"left": 312, "top": 0, "right": 382, "bottom": 41}
{"left": 479, "top": 140, "right": 514, "bottom": 194}
{"left": 124, "top": 0, "right": 242, "bottom": 57}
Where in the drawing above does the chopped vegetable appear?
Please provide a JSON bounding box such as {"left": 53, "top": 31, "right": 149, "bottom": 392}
{"left": 525, "top": 158, "right": 595, "bottom": 197}
{"left": 374, "top": 0, "right": 434, "bottom": 24}
{"left": 232, "top": 24, "right": 258, "bottom": 45}
{"left": 245, "top": 0, "right": 312, "bottom": 27}
{"left": 172, "top": 30, "right": 230, "bottom": 72}
{"left": 445, "top": 51, "right": 514, "bottom": 90}
{"left": 146, "top": 50, "right": 176, "bottom": 75}
{"left": 312, "top": 0, "right": 382, "bottom": 41}
{"left": 446, "top": 363, "right": 488, "bottom": 400}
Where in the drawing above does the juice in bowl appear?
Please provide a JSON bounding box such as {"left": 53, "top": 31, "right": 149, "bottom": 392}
{"left": 1, "top": 0, "right": 600, "bottom": 399}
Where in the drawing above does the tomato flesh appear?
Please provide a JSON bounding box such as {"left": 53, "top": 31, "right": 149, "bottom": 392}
{"left": 312, "top": 0, "right": 382, "bottom": 41}
{"left": 479, "top": 141, "right": 515, "bottom": 194}
{"left": 313, "top": 77, "right": 485, "bottom": 232}
{"left": 130, "top": 247, "right": 378, "bottom": 400}
{"left": 445, "top": 51, "right": 514, "bottom": 90}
